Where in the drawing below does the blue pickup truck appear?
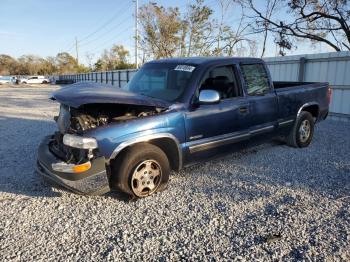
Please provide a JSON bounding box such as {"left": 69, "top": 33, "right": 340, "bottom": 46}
{"left": 37, "top": 57, "right": 331, "bottom": 198}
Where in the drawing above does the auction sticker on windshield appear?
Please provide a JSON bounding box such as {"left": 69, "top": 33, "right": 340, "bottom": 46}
{"left": 174, "top": 65, "right": 196, "bottom": 72}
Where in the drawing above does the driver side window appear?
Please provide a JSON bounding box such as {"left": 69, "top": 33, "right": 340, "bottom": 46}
{"left": 199, "top": 66, "right": 241, "bottom": 100}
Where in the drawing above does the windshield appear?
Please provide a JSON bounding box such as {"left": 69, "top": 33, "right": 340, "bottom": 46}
{"left": 123, "top": 63, "right": 196, "bottom": 102}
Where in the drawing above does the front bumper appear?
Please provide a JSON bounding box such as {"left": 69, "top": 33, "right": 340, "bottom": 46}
{"left": 36, "top": 136, "right": 110, "bottom": 195}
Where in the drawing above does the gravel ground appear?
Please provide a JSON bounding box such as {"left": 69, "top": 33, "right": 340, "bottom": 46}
{"left": 0, "top": 85, "right": 349, "bottom": 261}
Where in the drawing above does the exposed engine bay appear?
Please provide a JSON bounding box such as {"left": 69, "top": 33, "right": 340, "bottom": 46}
{"left": 55, "top": 103, "right": 165, "bottom": 134}
{"left": 50, "top": 103, "right": 165, "bottom": 164}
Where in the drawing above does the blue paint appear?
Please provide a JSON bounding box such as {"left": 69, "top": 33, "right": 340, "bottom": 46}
{"left": 50, "top": 57, "right": 330, "bottom": 169}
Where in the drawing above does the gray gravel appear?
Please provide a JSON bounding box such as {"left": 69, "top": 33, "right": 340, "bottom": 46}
{"left": 0, "top": 85, "right": 349, "bottom": 261}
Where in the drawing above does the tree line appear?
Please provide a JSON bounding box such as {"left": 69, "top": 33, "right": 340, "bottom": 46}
{"left": 1, "top": 0, "right": 349, "bottom": 75}
{"left": 138, "top": 0, "right": 350, "bottom": 59}
{"left": 0, "top": 53, "right": 84, "bottom": 76}
{"left": 0, "top": 44, "right": 134, "bottom": 76}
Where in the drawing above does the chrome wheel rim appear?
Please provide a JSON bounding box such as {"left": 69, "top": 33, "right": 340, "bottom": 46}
{"left": 131, "top": 160, "right": 162, "bottom": 197}
{"left": 299, "top": 119, "right": 311, "bottom": 143}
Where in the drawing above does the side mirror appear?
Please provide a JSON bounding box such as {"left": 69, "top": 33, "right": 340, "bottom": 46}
{"left": 198, "top": 89, "right": 220, "bottom": 104}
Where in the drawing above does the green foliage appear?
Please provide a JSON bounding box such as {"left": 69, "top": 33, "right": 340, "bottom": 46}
{"left": 0, "top": 52, "right": 89, "bottom": 75}
{"left": 138, "top": 0, "right": 256, "bottom": 60}
{"left": 0, "top": 55, "right": 18, "bottom": 75}
{"left": 93, "top": 45, "right": 135, "bottom": 71}
{"left": 139, "top": 3, "right": 184, "bottom": 59}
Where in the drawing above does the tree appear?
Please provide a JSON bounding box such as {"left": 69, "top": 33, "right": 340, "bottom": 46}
{"left": 185, "top": 0, "right": 214, "bottom": 56}
{"left": 94, "top": 44, "right": 134, "bottom": 71}
{"left": 214, "top": 1, "right": 257, "bottom": 56}
{"left": 0, "top": 52, "right": 87, "bottom": 75}
{"left": 259, "top": 0, "right": 279, "bottom": 57}
{"left": 244, "top": 0, "right": 350, "bottom": 53}
{"left": 85, "top": 52, "right": 95, "bottom": 70}
{"left": 138, "top": 3, "right": 184, "bottom": 59}
{"left": 56, "top": 52, "right": 82, "bottom": 74}
{"left": 0, "top": 55, "right": 18, "bottom": 75}
{"left": 137, "top": 1, "right": 256, "bottom": 59}
{"left": 40, "top": 56, "right": 57, "bottom": 75}
{"left": 17, "top": 55, "right": 46, "bottom": 75}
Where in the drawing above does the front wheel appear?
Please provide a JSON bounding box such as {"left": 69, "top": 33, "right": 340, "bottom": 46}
{"left": 111, "top": 143, "right": 170, "bottom": 198}
{"left": 286, "top": 111, "right": 314, "bottom": 148}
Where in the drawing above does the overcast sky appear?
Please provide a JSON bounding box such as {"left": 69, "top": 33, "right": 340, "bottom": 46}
{"left": 0, "top": 0, "right": 333, "bottom": 65}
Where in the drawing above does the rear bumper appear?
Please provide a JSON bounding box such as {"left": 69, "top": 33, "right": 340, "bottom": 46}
{"left": 36, "top": 135, "right": 110, "bottom": 195}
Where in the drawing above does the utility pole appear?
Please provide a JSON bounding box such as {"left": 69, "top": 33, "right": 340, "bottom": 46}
{"left": 134, "top": 0, "right": 139, "bottom": 69}
{"left": 75, "top": 37, "right": 79, "bottom": 64}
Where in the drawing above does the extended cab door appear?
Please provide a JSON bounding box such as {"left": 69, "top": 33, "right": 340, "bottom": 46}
{"left": 239, "top": 63, "right": 278, "bottom": 137}
{"left": 185, "top": 64, "right": 251, "bottom": 159}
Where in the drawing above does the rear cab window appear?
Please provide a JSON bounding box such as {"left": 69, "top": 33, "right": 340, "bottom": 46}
{"left": 199, "top": 65, "right": 242, "bottom": 100}
{"left": 240, "top": 63, "right": 270, "bottom": 95}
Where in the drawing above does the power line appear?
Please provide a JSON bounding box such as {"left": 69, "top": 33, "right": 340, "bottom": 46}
{"left": 86, "top": 26, "right": 131, "bottom": 54}
{"left": 63, "top": 1, "right": 132, "bottom": 53}
{"left": 77, "top": 1, "right": 131, "bottom": 44}
{"left": 79, "top": 15, "right": 132, "bottom": 49}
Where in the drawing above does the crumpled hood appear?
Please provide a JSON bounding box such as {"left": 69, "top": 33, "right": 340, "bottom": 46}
{"left": 51, "top": 82, "right": 171, "bottom": 108}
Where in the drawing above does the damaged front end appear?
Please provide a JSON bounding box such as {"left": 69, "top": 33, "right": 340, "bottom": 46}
{"left": 37, "top": 93, "right": 168, "bottom": 195}
{"left": 55, "top": 103, "right": 164, "bottom": 134}
{"left": 36, "top": 134, "right": 110, "bottom": 195}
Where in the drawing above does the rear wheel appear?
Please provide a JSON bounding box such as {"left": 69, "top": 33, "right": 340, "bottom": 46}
{"left": 286, "top": 111, "right": 314, "bottom": 148}
{"left": 42, "top": 80, "right": 48, "bottom": 84}
{"left": 111, "top": 143, "right": 170, "bottom": 198}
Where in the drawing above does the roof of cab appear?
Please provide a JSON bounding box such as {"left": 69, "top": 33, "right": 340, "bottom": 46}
{"left": 147, "top": 56, "right": 263, "bottom": 66}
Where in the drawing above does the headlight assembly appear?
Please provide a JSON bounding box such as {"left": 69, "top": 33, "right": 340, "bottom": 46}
{"left": 63, "top": 134, "right": 98, "bottom": 149}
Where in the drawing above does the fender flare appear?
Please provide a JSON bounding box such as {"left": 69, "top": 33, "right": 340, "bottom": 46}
{"left": 108, "top": 133, "right": 183, "bottom": 169}
{"left": 297, "top": 102, "right": 319, "bottom": 118}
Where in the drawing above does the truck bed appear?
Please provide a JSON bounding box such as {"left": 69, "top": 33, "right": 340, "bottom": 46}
{"left": 272, "top": 81, "right": 329, "bottom": 123}
{"left": 273, "top": 81, "right": 316, "bottom": 89}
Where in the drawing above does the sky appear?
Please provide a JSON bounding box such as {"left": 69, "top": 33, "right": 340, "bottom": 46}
{"left": 0, "top": 0, "right": 334, "bottom": 65}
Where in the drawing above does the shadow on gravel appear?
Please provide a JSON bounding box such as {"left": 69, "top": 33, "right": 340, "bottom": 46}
{"left": 180, "top": 120, "right": 350, "bottom": 200}
{"left": 0, "top": 116, "right": 62, "bottom": 198}
{"left": 0, "top": 116, "right": 142, "bottom": 202}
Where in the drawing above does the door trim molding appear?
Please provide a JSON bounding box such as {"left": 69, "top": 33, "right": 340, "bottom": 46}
{"left": 189, "top": 132, "right": 249, "bottom": 153}
{"left": 278, "top": 119, "right": 294, "bottom": 127}
{"left": 188, "top": 124, "right": 275, "bottom": 153}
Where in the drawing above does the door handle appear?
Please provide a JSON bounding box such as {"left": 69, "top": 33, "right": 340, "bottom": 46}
{"left": 239, "top": 106, "right": 249, "bottom": 114}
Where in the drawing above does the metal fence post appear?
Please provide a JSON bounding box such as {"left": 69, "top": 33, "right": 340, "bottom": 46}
{"left": 298, "top": 57, "right": 306, "bottom": 82}
{"left": 101, "top": 72, "right": 103, "bottom": 83}
{"left": 111, "top": 71, "right": 114, "bottom": 85}
{"left": 118, "top": 71, "right": 121, "bottom": 87}
{"left": 106, "top": 71, "right": 108, "bottom": 84}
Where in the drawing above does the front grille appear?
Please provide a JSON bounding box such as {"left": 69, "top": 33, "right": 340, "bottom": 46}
{"left": 49, "top": 132, "right": 71, "bottom": 161}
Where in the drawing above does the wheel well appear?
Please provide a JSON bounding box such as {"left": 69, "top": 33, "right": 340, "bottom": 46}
{"left": 111, "top": 138, "right": 181, "bottom": 172}
{"left": 301, "top": 104, "right": 319, "bottom": 119}
{"left": 148, "top": 138, "right": 181, "bottom": 171}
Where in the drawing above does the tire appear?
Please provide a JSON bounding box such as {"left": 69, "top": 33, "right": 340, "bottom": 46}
{"left": 111, "top": 143, "right": 170, "bottom": 198}
{"left": 42, "top": 81, "right": 48, "bottom": 84}
{"left": 22, "top": 82, "right": 27, "bottom": 84}
{"left": 286, "top": 111, "right": 314, "bottom": 148}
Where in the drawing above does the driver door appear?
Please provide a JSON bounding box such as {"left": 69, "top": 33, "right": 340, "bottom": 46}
{"left": 185, "top": 65, "right": 250, "bottom": 160}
